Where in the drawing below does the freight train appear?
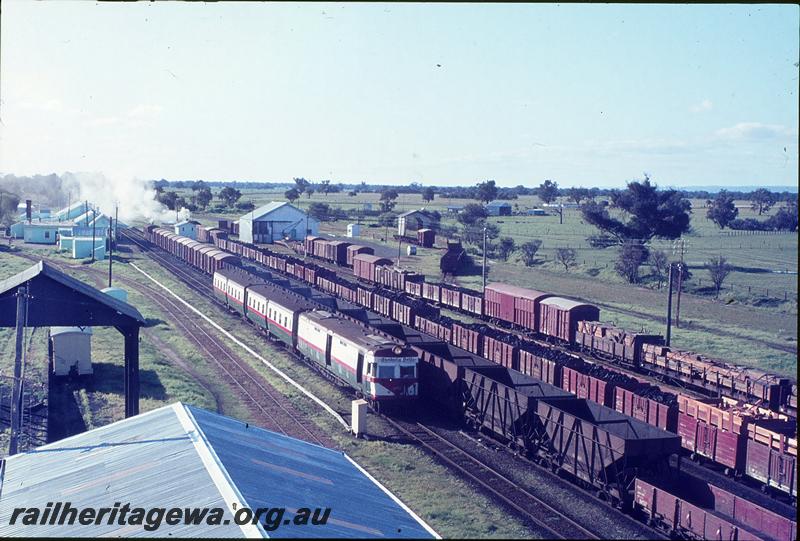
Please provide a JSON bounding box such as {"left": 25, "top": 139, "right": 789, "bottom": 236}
{"left": 300, "top": 234, "right": 796, "bottom": 416}
{"left": 138, "top": 225, "right": 797, "bottom": 539}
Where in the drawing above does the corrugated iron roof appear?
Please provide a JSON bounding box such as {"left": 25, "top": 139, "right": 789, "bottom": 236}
{"left": 0, "top": 261, "right": 145, "bottom": 326}
{"left": 485, "top": 282, "right": 550, "bottom": 301}
{"left": 240, "top": 201, "right": 311, "bottom": 222}
{"left": 0, "top": 403, "right": 437, "bottom": 538}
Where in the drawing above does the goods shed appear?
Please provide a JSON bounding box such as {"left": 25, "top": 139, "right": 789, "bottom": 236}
{"left": 0, "top": 402, "right": 439, "bottom": 538}
{"left": 0, "top": 261, "right": 145, "bottom": 417}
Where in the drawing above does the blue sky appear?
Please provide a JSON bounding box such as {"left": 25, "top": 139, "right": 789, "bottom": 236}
{"left": 1, "top": 2, "right": 797, "bottom": 188}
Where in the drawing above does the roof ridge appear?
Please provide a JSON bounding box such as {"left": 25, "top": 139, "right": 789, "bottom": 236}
{"left": 174, "top": 403, "right": 266, "bottom": 538}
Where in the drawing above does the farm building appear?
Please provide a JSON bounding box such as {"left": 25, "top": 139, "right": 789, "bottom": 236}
{"left": 239, "top": 201, "right": 319, "bottom": 244}
{"left": 446, "top": 205, "right": 464, "bottom": 214}
{"left": 526, "top": 208, "right": 546, "bottom": 216}
{"left": 49, "top": 326, "right": 93, "bottom": 376}
{"left": 397, "top": 209, "right": 437, "bottom": 237}
{"left": 52, "top": 201, "right": 87, "bottom": 221}
{"left": 21, "top": 222, "right": 60, "bottom": 244}
{"left": 174, "top": 219, "right": 200, "bottom": 239}
{"left": 485, "top": 200, "right": 512, "bottom": 216}
{"left": 0, "top": 402, "right": 438, "bottom": 538}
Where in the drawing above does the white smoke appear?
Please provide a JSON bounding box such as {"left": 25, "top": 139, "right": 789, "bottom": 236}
{"left": 61, "top": 171, "right": 191, "bottom": 224}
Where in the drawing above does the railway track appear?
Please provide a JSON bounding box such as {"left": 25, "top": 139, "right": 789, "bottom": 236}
{"left": 386, "top": 418, "right": 602, "bottom": 540}
{"left": 17, "top": 246, "right": 328, "bottom": 447}
{"left": 128, "top": 229, "right": 797, "bottom": 529}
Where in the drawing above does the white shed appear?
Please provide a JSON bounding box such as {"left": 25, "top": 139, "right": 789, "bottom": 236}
{"left": 50, "top": 326, "right": 93, "bottom": 377}
{"left": 347, "top": 223, "right": 361, "bottom": 238}
{"left": 238, "top": 201, "right": 319, "bottom": 244}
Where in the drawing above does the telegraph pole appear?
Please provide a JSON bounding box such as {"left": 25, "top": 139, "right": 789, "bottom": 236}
{"left": 91, "top": 208, "right": 97, "bottom": 263}
{"left": 9, "top": 286, "right": 28, "bottom": 456}
{"left": 665, "top": 263, "right": 675, "bottom": 346}
{"left": 482, "top": 225, "right": 488, "bottom": 293}
{"left": 108, "top": 217, "right": 113, "bottom": 287}
{"left": 673, "top": 238, "right": 686, "bottom": 327}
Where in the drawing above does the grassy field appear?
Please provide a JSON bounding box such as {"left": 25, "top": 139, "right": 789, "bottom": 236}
{"left": 176, "top": 188, "right": 797, "bottom": 376}
{"left": 0, "top": 245, "right": 538, "bottom": 538}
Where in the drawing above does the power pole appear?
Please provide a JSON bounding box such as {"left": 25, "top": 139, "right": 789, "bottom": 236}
{"left": 482, "top": 225, "right": 488, "bottom": 293}
{"left": 91, "top": 208, "right": 97, "bottom": 263}
{"left": 673, "top": 238, "right": 686, "bottom": 327}
{"left": 108, "top": 217, "right": 113, "bottom": 287}
{"left": 9, "top": 286, "right": 28, "bottom": 456}
{"left": 665, "top": 263, "right": 675, "bottom": 346}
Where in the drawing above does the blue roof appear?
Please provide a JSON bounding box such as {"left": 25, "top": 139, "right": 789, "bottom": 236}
{"left": 0, "top": 403, "right": 437, "bottom": 538}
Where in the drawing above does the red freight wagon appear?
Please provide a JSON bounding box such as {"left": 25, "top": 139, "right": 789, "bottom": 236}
{"left": 483, "top": 335, "right": 517, "bottom": 369}
{"left": 539, "top": 297, "right": 600, "bottom": 344}
{"left": 634, "top": 476, "right": 796, "bottom": 541}
{"left": 561, "top": 366, "right": 615, "bottom": 407}
{"left": 517, "top": 349, "right": 563, "bottom": 386}
{"left": 422, "top": 282, "right": 441, "bottom": 304}
{"left": 346, "top": 245, "right": 374, "bottom": 267}
{"left": 313, "top": 239, "right": 327, "bottom": 258}
{"left": 484, "top": 283, "right": 551, "bottom": 330}
{"left": 745, "top": 421, "right": 797, "bottom": 497}
{"left": 353, "top": 254, "right": 392, "bottom": 283}
{"left": 417, "top": 228, "right": 435, "bottom": 248}
{"left": 460, "top": 290, "right": 484, "bottom": 317}
{"left": 615, "top": 387, "right": 678, "bottom": 432}
{"left": 372, "top": 291, "right": 393, "bottom": 317}
{"left": 305, "top": 235, "right": 323, "bottom": 257}
{"left": 405, "top": 280, "right": 423, "bottom": 297}
{"left": 440, "top": 285, "right": 462, "bottom": 309}
{"left": 356, "top": 286, "right": 374, "bottom": 310}
{"left": 678, "top": 396, "right": 749, "bottom": 472}
{"left": 337, "top": 281, "right": 357, "bottom": 303}
{"left": 324, "top": 240, "right": 351, "bottom": 265}
{"left": 451, "top": 322, "right": 482, "bottom": 356}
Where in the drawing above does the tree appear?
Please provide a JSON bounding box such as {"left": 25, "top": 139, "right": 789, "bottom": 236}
{"left": 649, "top": 249, "right": 668, "bottom": 289}
{"left": 174, "top": 196, "right": 188, "bottom": 211}
{"left": 305, "top": 186, "right": 315, "bottom": 199}
{"left": 767, "top": 202, "right": 798, "bottom": 231}
{"left": 191, "top": 180, "right": 207, "bottom": 192}
{"left": 537, "top": 179, "right": 559, "bottom": 204}
{"left": 750, "top": 188, "right": 775, "bottom": 216}
{"left": 293, "top": 177, "right": 310, "bottom": 195}
{"left": 195, "top": 187, "right": 213, "bottom": 210}
{"left": 285, "top": 188, "right": 300, "bottom": 204}
{"left": 519, "top": 240, "right": 543, "bottom": 266}
{"left": 308, "top": 202, "right": 330, "bottom": 221}
{"left": 421, "top": 187, "right": 435, "bottom": 203}
{"left": 320, "top": 180, "right": 331, "bottom": 197}
{"left": 567, "top": 187, "right": 590, "bottom": 206}
{"left": 476, "top": 180, "right": 498, "bottom": 204}
{"left": 497, "top": 237, "right": 515, "bottom": 261}
{"left": 706, "top": 190, "right": 738, "bottom": 229}
{"left": 462, "top": 220, "right": 498, "bottom": 246}
{"left": 614, "top": 242, "right": 649, "bottom": 283}
{"left": 554, "top": 247, "right": 577, "bottom": 272}
{"left": 706, "top": 256, "right": 732, "bottom": 298}
{"left": 581, "top": 176, "right": 691, "bottom": 243}
{"left": 379, "top": 189, "right": 399, "bottom": 212}
{"left": 348, "top": 190, "right": 358, "bottom": 197}
{"left": 218, "top": 186, "right": 242, "bottom": 207}
{"left": 159, "top": 190, "right": 179, "bottom": 210}
{"left": 457, "top": 203, "right": 488, "bottom": 226}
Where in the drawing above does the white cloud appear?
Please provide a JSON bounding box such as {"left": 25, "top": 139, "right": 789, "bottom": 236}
{"left": 690, "top": 99, "right": 713, "bottom": 113}
{"left": 715, "top": 122, "right": 790, "bottom": 140}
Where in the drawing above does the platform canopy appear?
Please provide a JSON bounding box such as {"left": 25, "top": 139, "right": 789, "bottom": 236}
{"left": 0, "top": 260, "right": 145, "bottom": 416}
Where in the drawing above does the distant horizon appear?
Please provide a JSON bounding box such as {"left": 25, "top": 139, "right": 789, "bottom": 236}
{"left": 2, "top": 3, "right": 797, "bottom": 186}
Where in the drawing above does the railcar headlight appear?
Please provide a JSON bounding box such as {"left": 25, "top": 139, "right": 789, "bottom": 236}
{"left": 392, "top": 345, "right": 403, "bottom": 355}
